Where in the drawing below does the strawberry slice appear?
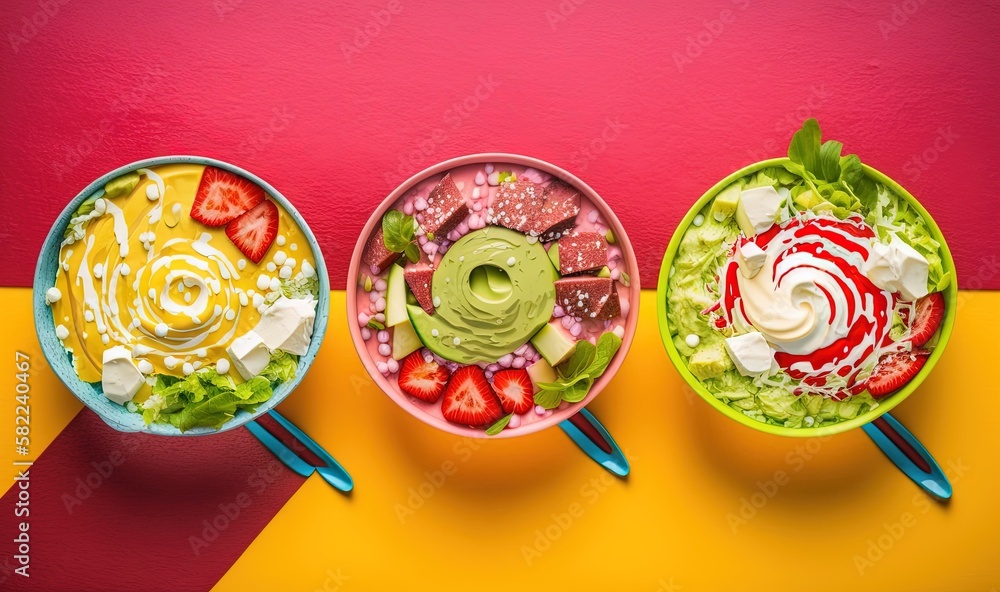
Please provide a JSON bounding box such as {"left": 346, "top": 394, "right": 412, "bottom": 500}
{"left": 867, "top": 349, "right": 930, "bottom": 398}
{"left": 191, "top": 166, "right": 265, "bottom": 227}
{"left": 491, "top": 368, "right": 534, "bottom": 414}
{"left": 225, "top": 200, "right": 278, "bottom": 263}
{"left": 397, "top": 351, "right": 450, "bottom": 403}
{"left": 441, "top": 366, "right": 503, "bottom": 426}
{"left": 906, "top": 292, "right": 945, "bottom": 347}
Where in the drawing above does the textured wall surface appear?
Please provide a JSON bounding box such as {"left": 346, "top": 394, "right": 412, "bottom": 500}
{"left": 1, "top": 0, "right": 998, "bottom": 289}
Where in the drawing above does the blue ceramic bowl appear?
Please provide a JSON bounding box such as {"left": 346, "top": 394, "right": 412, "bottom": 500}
{"left": 33, "top": 156, "right": 330, "bottom": 436}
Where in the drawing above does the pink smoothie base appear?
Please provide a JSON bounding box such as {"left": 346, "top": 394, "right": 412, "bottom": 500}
{"left": 347, "top": 154, "right": 640, "bottom": 438}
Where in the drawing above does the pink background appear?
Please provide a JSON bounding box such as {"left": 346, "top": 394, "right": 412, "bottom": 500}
{"left": 2, "top": 0, "right": 998, "bottom": 289}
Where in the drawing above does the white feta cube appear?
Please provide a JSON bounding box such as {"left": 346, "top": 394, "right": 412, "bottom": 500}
{"left": 724, "top": 332, "right": 775, "bottom": 376}
{"left": 736, "top": 241, "right": 768, "bottom": 279}
{"left": 862, "top": 233, "right": 929, "bottom": 301}
{"left": 735, "top": 186, "right": 783, "bottom": 237}
{"left": 227, "top": 331, "right": 271, "bottom": 380}
{"left": 101, "top": 345, "right": 145, "bottom": 405}
{"left": 252, "top": 296, "right": 316, "bottom": 356}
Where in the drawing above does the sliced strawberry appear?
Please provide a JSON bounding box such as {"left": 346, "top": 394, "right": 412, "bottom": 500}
{"left": 397, "top": 351, "right": 450, "bottom": 403}
{"left": 491, "top": 369, "right": 534, "bottom": 414}
{"left": 441, "top": 366, "right": 503, "bottom": 426}
{"left": 906, "top": 292, "right": 945, "bottom": 347}
{"left": 225, "top": 200, "right": 278, "bottom": 263}
{"left": 191, "top": 166, "right": 265, "bottom": 227}
{"left": 867, "top": 349, "right": 930, "bottom": 398}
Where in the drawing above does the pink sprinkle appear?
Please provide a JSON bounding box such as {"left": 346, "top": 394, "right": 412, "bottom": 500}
{"left": 378, "top": 344, "right": 391, "bottom": 357}
{"left": 512, "top": 357, "right": 525, "bottom": 369}
{"left": 610, "top": 268, "right": 621, "bottom": 281}
{"left": 534, "top": 405, "right": 546, "bottom": 415}
{"left": 561, "top": 316, "right": 574, "bottom": 329}
{"left": 570, "top": 323, "right": 583, "bottom": 337}
{"left": 403, "top": 201, "right": 414, "bottom": 216}
{"left": 358, "top": 312, "right": 370, "bottom": 326}
{"left": 387, "top": 359, "right": 399, "bottom": 373}
{"left": 361, "top": 328, "right": 371, "bottom": 340}
{"left": 509, "top": 414, "right": 521, "bottom": 429}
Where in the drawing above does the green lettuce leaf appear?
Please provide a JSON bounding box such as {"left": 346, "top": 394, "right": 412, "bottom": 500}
{"left": 260, "top": 351, "right": 299, "bottom": 383}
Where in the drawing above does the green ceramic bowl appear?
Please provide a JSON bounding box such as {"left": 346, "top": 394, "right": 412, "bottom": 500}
{"left": 656, "top": 158, "right": 958, "bottom": 437}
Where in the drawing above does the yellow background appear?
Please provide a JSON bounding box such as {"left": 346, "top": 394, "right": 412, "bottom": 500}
{"left": 4, "top": 289, "right": 997, "bottom": 591}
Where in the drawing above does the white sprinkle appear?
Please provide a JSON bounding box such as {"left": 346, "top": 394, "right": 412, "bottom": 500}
{"left": 276, "top": 235, "right": 287, "bottom": 246}
{"left": 273, "top": 251, "right": 287, "bottom": 265}
{"left": 55, "top": 324, "right": 69, "bottom": 340}
{"left": 686, "top": 334, "right": 700, "bottom": 348}
{"left": 506, "top": 256, "right": 516, "bottom": 266}
{"left": 270, "top": 277, "right": 281, "bottom": 292}
{"left": 84, "top": 310, "right": 95, "bottom": 322}
{"left": 237, "top": 259, "right": 247, "bottom": 270}
{"left": 164, "top": 356, "right": 179, "bottom": 369}
{"left": 145, "top": 184, "right": 160, "bottom": 200}
{"left": 137, "top": 360, "right": 154, "bottom": 374}
{"left": 154, "top": 323, "right": 168, "bottom": 337}
{"left": 693, "top": 214, "right": 705, "bottom": 227}
{"left": 253, "top": 294, "right": 265, "bottom": 308}
{"left": 45, "top": 287, "right": 62, "bottom": 304}
{"left": 94, "top": 263, "right": 104, "bottom": 278}
{"left": 148, "top": 288, "right": 156, "bottom": 299}
{"left": 279, "top": 266, "right": 292, "bottom": 279}
{"left": 225, "top": 309, "right": 236, "bottom": 321}
{"left": 182, "top": 363, "right": 194, "bottom": 376}
{"left": 257, "top": 275, "right": 271, "bottom": 291}
{"left": 239, "top": 292, "right": 249, "bottom": 307}
{"left": 453, "top": 337, "right": 461, "bottom": 345}
{"left": 101, "top": 334, "right": 110, "bottom": 344}
{"left": 290, "top": 243, "right": 297, "bottom": 251}
{"left": 266, "top": 262, "right": 277, "bottom": 272}
{"left": 432, "top": 296, "right": 441, "bottom": 307}
{"left": 431, "top": 329, "right": 439, "bottom": 337}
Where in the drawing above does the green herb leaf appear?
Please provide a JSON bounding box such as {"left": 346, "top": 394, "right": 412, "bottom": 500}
{"left": 558, "top": 341, "right": 596, "bottom": 380}
{"left": 560, "top": 377, "right": 593, "bottom": 403}
{"left": 381, "top": 210, "right": 416, "bottom": 253}
{"left": 404, "top": 242, "right": 421, "bottom": 264}
{"left": 585, "top": 332, "right": 623, "bottom": 379}
{"left": 366, "top": 319, "right": 385, "bottom": 331}
{"left": 533, "top": 387, "right": 563, "bottom": 409}
{"left": 486, "top": 413, "right": 513, "bottom": 436}
{"left": 818, "top": 140, "right": 844, "bottom": 181}
{"left": 104, "top": 172, "right": 141, "bottom": 198}
{"left": 787, "top": 118, "right": 822, "bottom": 174}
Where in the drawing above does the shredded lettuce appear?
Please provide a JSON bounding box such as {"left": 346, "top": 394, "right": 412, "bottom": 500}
{"left": 138, "top": 352, "right": 299, "bottom": 432}
{"left": 280, "top": 274, "right": 319, "bottom": 300}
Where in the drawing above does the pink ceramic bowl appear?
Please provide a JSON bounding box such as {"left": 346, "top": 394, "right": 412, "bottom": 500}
{"left": 347, "top": 154, "right": 640, "bottom": 438}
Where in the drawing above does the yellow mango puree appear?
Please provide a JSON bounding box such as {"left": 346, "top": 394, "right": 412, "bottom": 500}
{"left": 51, "top": 163, "right": 315, "bottom": 396}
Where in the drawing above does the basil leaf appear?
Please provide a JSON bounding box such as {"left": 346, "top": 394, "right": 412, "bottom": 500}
{"left": 486, "top": 413, "right": 513, "bottom": 436}
{"left": 787, "top": 118, "right": 821, "bottom": 174}
{"left": 381, "top": 210, "right": 415, "bottom": 253}
{"left": 560, "top": 377, "right": 593, "bottom": 403}
{"left": 585, "top": 332, "right": 623, "bottom": 379}
{"left": 533, "top": 388, "right": 563, "bottom": 409}
{"left": 558, "top": 341, "right": 595, "bottom": 380}
{"left": 818, "top": 140, "right": 843, "bottom": 181}
{"left": 404, "top": 242, "right": 421, "bottom": 264}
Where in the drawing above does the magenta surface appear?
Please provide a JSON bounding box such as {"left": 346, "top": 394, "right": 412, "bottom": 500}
{"left": 1, "top": 0, "right": 998, "bottom": 288}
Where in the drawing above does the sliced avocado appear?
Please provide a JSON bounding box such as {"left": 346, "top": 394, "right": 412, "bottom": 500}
{"left": 385, "top": 263, "right": 408, "bottom": 327}
{"left": 546, "top": 243, "right": 560, "bottom": 271}
{"left": 392, "top": 319, "right": 423, "bottom": 360}
{"left": 710, "top": 183, "right": 741, "bottom": 222}
{"left": 531, "top": 322, "right": 577, "bottom": 367}
{"left": 526, "top": 358, "right": 557, "bottom": 392}
{"left": 687, "top": 339, "right": 733, "bottom": 381}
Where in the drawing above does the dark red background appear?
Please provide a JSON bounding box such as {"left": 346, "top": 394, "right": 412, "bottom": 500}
{"left": 2, "top": 0, "right": 998, "bottom": 289}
